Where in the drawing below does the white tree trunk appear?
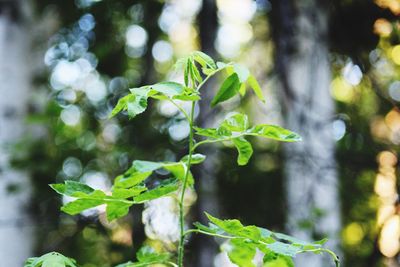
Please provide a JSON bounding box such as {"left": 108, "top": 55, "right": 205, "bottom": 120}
{"left": 272, "top": 1, "right": 341, "bottom": 266}
{"left": 0, "top": 2, "right": 34, "bottom": 266}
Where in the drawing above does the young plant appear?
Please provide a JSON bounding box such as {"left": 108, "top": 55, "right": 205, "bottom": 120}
{"left": 25, "top": 51, "right": 339, "bottom": 267}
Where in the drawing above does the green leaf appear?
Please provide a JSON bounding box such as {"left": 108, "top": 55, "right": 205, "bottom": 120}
{"left": 211, "top": 73, "right": 241, "bottom": 107}
{"left": 150, "top": 82, "right": 184, "bottom": 96}
{"left": 134, "top": 179, "right": 179, "bottom": 203}
{"left": 114, "top": 171, "right": 152, "bottom": 189}
{"left": 205, "top": 213, "right": 261, "bottom": 240}
{"left": 180, "top": 153, "right": 206, "bottom": 164}
{"left": 106, "top": 202, "right": 132, "bottom": 221}
{"left": 248, "top": 125, "right": 301, "bottom": 142}
{"left": 50, "top": 181, "right": 94, "bottom": 196}
{"left": 115, "top": 246, "right": 171, "bottom": 267}
{"left": 112, "top": 186, "right": 147, "bottom": 199}
{"left": 110, "top": 94, "right": 135, "bottom": 118}
{"left": 193, "top": 51, "right": 217, "bottom": 69}
{"left": 200, "top": 213, "right": 340, "bottom": 267}
{"left": 189, "top": 60, "right": 203, "bottom": 83}
{"left": 227, "top": 239, "right": 257, "bottom": 267}
{"left": 247, "top": 74, "right": 265, "bottom": 102}
{"left": 232, "top": 137, "right": 253, "bottom": 166}
{"left": 133, "top": 160, "right": 164, "bottom": 172}
{"left": 220, "top": 113, "right": 249, "bottom": 132}
{"left": 263, "top": 254, "right": 295, "bottom": 267}
{"left": 24, "top": 252, "right": 77, "bottom": 267}
{"left": 60, "top": 190, "right": 107, "bottom": 215}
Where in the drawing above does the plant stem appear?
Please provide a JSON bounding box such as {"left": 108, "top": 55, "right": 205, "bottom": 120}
{"left": 177, "top": 101, "right": 196, "bottom": 267}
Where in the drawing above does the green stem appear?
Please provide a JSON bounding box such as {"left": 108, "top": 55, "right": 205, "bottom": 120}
{"left": 177, "top": 101, "right": 196, "bottom": 267}
{"left": 166, "top": 98, "right": 190, "bottom": 122}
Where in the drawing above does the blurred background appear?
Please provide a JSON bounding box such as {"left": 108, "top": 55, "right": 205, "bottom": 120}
{"left": 0, "top": 0, "right": 399, "bottom": 266}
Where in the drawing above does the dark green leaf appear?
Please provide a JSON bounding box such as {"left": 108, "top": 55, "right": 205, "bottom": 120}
{"left": 211, "top": 73, "right": 241, "bottom": 107}
{"left": 106, "top": 202, "right": 132, "bottom": 221}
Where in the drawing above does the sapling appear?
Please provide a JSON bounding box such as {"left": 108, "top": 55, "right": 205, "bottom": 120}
{"left": 25, "top": 51, "right": 339, "bottom": 267}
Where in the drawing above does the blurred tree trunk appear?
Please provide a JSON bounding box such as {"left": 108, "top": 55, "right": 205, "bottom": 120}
{"left": 270, "top": 1, "right": 341, "bottom": 266}
{"left": 193, "top": 0, "right": 219, "bottom": 266}
{"left": 0, "top": 1, "right": 34, "bottom": 265}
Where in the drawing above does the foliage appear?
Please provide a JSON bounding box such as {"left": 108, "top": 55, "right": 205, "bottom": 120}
{"left": 25, "top": 51, "right": 338, "bottom": 267}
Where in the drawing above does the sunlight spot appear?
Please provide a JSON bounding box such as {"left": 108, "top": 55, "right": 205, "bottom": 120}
{"left": 343, "top": 222, "right": 364, "bottom": 246}
{"left": 333, "top": 119, "right": 346, "bottom": 141}
{"left": 168, "top": 121, "right": 190, "bottom": 141}
{"left": 126, "top": 25, "right": 148, "bottom": 48}
{"left": 379, "top": 215, "right": 400, "bottom": 257}
{"left": 62, "top": 157, "right": 82, "bottom": 177}
{"left": 330, "top": 77, "right": 354, "bottom": 102}
{"left": 343, "top": 62, "right": 363, "bottom": 86}
{"left": 60, "top": 105, "right": 81, "bottom": 126}
{"left": 391, "top": 45, "right": 400, "bottom": 65}
{"left": 152, "top": 40, "right": 173, "bottom": 62}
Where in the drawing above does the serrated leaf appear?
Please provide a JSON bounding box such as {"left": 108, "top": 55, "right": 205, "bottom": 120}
{"left": 24, "top": 252, "right": 77, "bottom": 267}
{"left": 205, "top": 213, "right": 261, "bottom": 240}
{"left": 202, "top": 213, "right": 339, "bottom": 267}
{"left": 211, "top": 73, "right": 241, "bottom": 107}
{"left": 248, "top": 125, "right": 301, "bottom": 142}
{"left": 134, "top": 179, "right": 179, "bottom": 203}
{"left": 232, "top": 137, "right": 253, "bottom": 166}
{"left": 247, "top": 74, "right": 265, "bottom": 102}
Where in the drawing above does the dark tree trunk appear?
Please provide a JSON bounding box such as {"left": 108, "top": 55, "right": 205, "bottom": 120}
{"left": 192, "top": 0, "right": 219, "bottom": 266}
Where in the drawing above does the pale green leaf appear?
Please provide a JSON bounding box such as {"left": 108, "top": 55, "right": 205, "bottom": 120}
{"left": 24, "top": 252, "right": 77, "bottom": 267}
{"left": 193, "top": 51, "right": 217, "bottom": 69}
{"left": 232, "top": 137, "right": 253, "bottom": 166}
{"left": 227, "top": 239, "right": 257, "bottom": 267}
{"left": 180, "top": 153, "right": 206, "bottom": 164}
{"left": 248, "top": 125, "right": 301, "bottom": 142}
{"left": 247, "top": 74, "right": 265, "bottom": 102}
